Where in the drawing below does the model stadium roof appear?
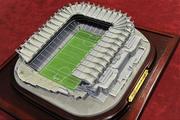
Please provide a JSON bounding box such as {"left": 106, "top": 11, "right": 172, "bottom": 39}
{"left": 16, "top": 2, "right": 134, "bottom": 63}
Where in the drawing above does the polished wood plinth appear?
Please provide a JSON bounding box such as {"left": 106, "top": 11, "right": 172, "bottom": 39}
{"left": 0, "top": 27, "right": 179, "bottom": 120}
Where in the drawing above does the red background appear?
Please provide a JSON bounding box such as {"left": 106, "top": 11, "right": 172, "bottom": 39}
{"left": 0, "top": 0, "right": 179, "bottom": 119}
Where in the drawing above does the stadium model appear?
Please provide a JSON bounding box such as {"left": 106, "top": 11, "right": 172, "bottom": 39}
{"left": 14, "top": 2, "right": 151, "bottom": 117}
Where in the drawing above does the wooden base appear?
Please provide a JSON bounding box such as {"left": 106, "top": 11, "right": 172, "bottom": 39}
{"left": 0, "top": 27, "right": 179, "bottom": 120}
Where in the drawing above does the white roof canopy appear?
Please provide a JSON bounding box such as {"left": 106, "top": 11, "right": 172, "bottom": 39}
{"left": 17, "top": 2, "right": 134, "bottom": 63}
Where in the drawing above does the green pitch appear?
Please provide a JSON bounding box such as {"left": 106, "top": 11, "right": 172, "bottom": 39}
{"left": 40, "top": 30, "right": 100, "bottom": 90}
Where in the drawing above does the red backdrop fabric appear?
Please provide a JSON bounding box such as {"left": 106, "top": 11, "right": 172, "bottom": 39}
{"left": 0, "top": 0, "right": 179, "bottom": 120}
